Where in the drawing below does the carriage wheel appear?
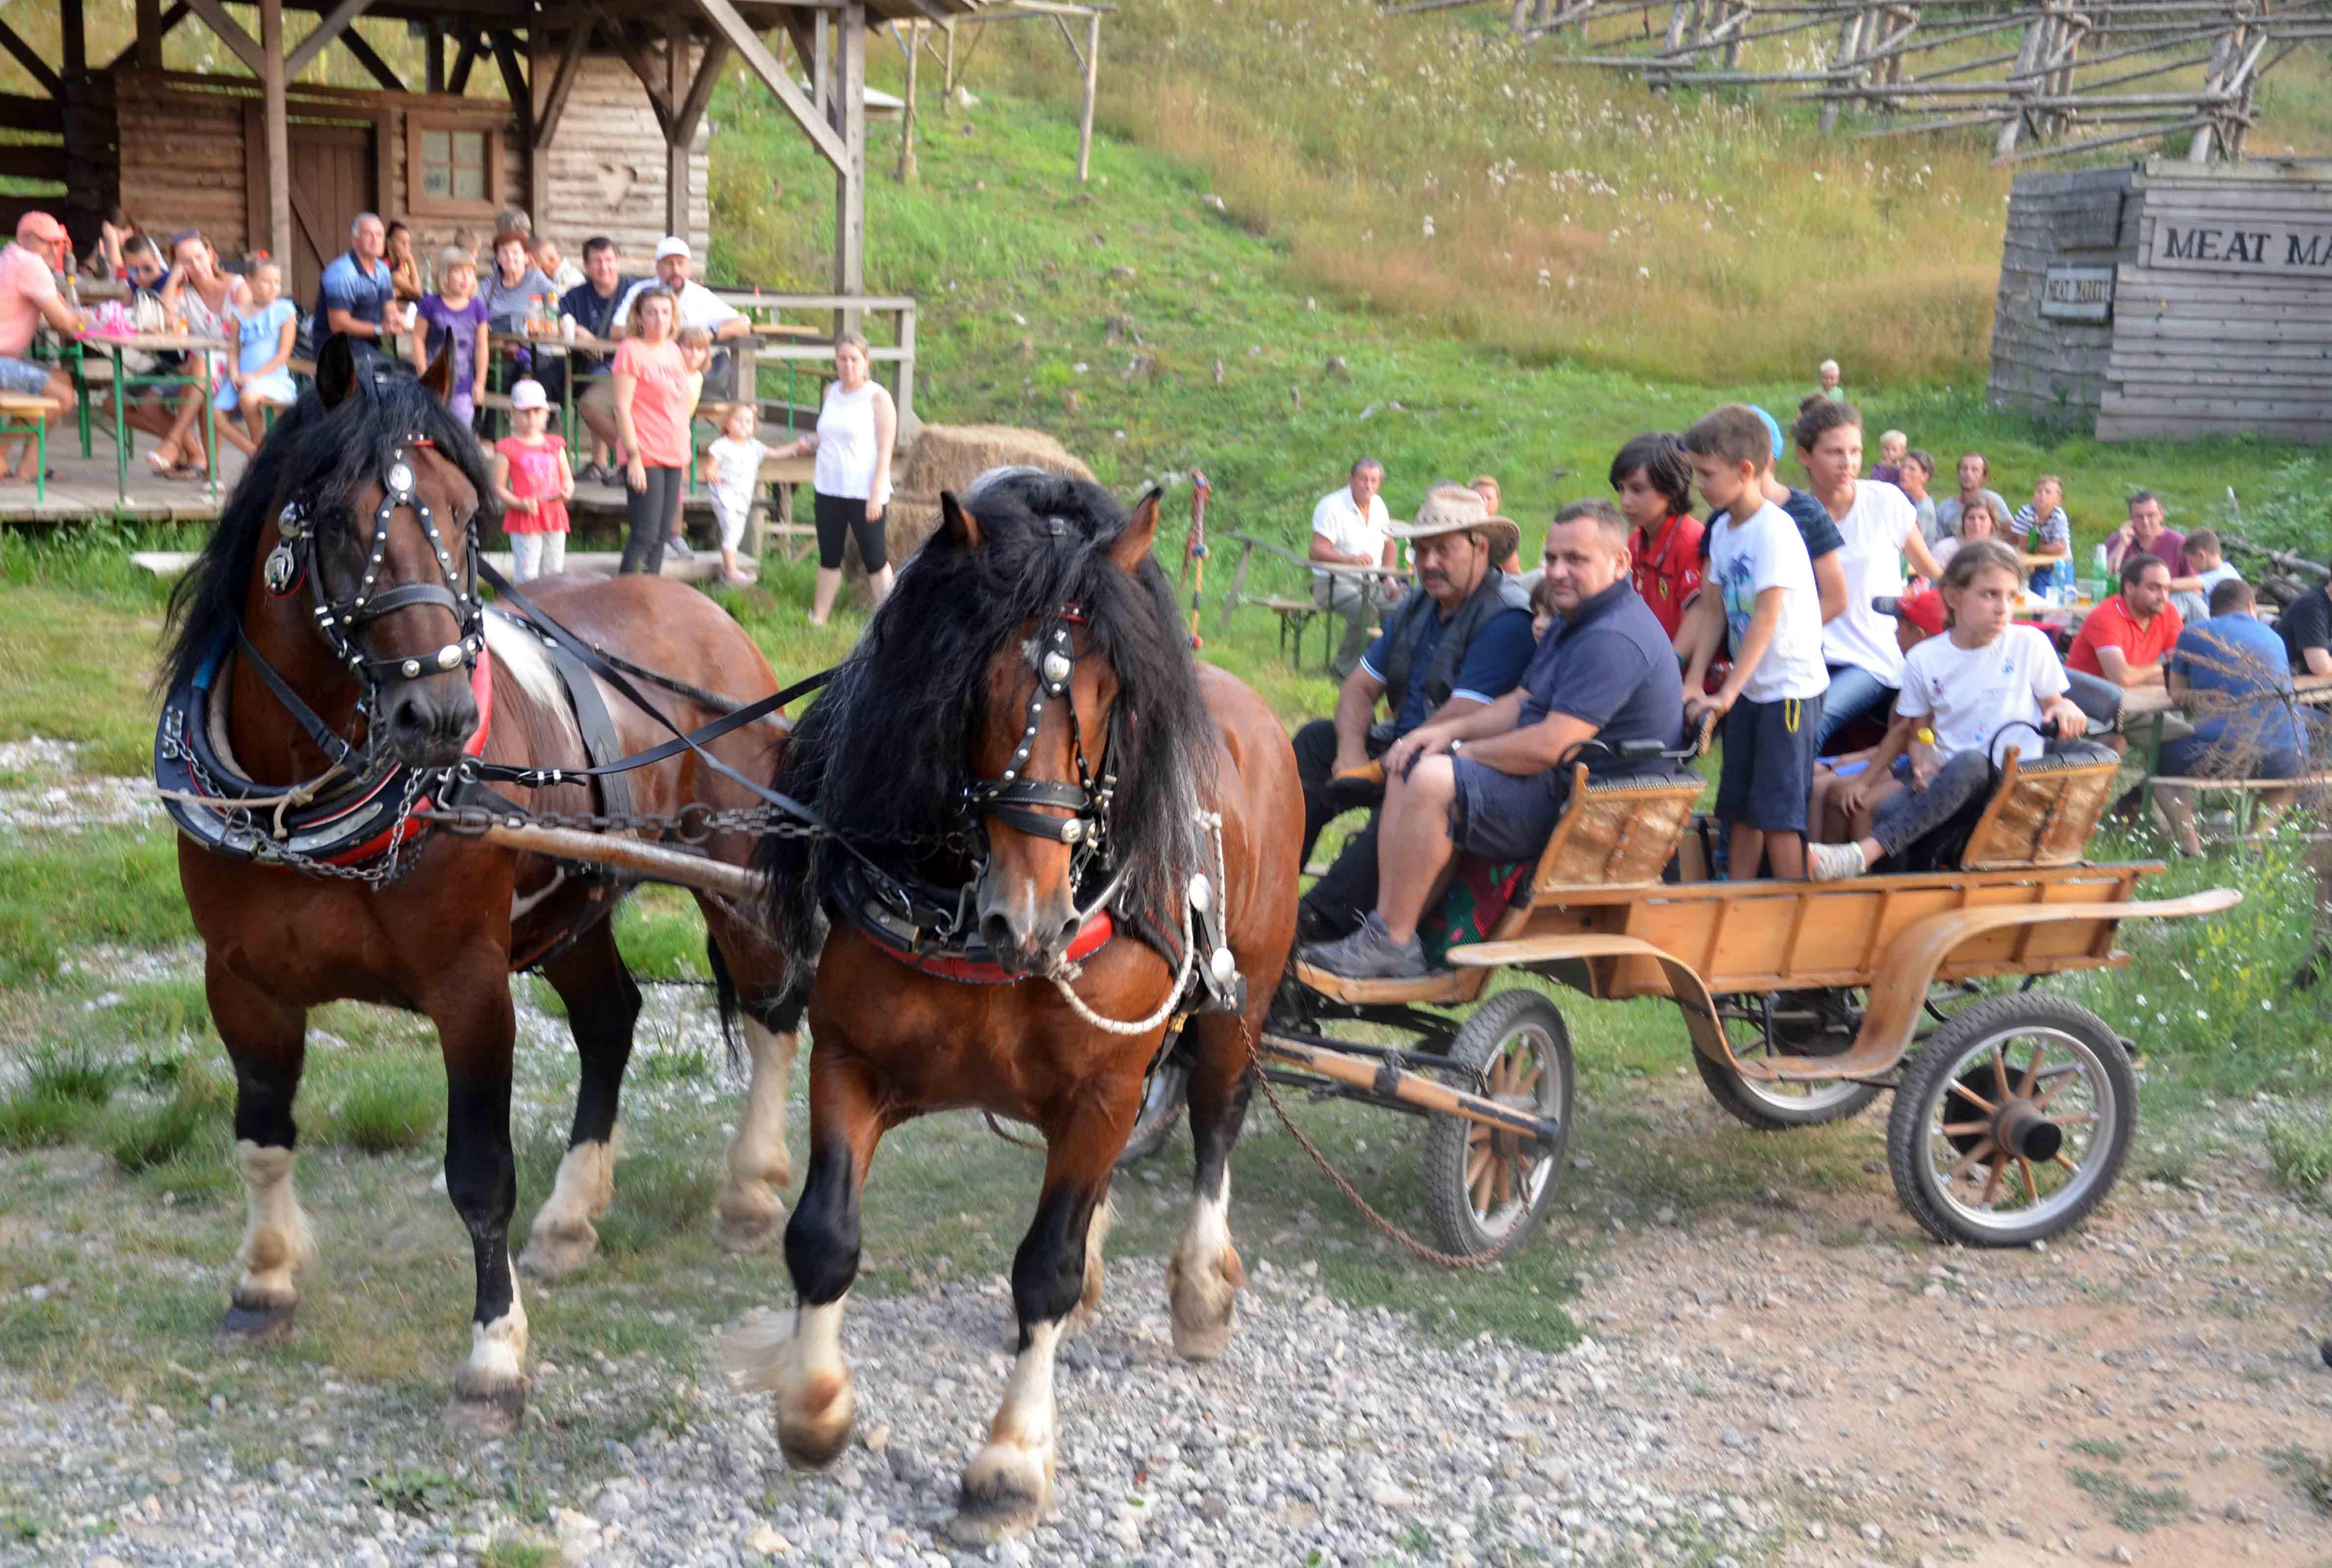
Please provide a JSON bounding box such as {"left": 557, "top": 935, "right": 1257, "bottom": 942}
{"left": 1694, "top": 989, "right": 1883, "bottom": 1131}
{"left": 1886, "top": 994, "right": 2134, "bottom": 1248}
{"left": 1422, "top": 990, "right": 1573, "bottom": 1261}
{"left": 1115, "top": 1042, "right": 1190, "bottom": 1167}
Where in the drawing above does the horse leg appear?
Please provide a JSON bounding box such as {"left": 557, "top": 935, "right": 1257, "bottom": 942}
{"left": 706, "top": 927, "right": 801, "bottom": 1252}
{"left": 436, "top": 974, "right": 530, "bottom": 1438}
{"left": 951, "top": 1129, "right": 1123, "bottom": 1545}
{"left": 1167, "top": 1012, "right": 1252, "bottom": 1362}
{"left": 519, "top": 917, "right": 638, "bottom": 1279}
{"left": 209, "top": 962, "right": 316, "bottom": 1346}
{"left": 1063, "top": 1193, "right": 1113, "bottom": 1338}
{"left": 724, "top": 1046, "right": 883, "bottom": 1469}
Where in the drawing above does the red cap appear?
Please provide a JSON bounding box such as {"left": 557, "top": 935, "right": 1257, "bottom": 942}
{"left": 1876, "top": 588, "right": 1946, "bottom": 636}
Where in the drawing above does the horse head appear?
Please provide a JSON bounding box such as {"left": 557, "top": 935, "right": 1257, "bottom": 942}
{"left": 955, "top": 485, "right": 1162, "bottom": 977}
{"left": 269, "top": 334, "right": 489, "bottom": 769}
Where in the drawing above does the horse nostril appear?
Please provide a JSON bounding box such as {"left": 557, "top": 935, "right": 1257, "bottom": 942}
{"left": 980, "top": 912, "right": 1019, "bottom": 960}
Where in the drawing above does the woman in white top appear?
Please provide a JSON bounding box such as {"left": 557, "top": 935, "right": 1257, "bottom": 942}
{"left": 775, "top": 333, "right": 896, "bottom": 625}
{"left": 1792, "top": 396, "right": 1943, "bottom": 751}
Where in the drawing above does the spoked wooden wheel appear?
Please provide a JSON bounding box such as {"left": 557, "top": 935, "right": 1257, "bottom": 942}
{"left": 1887, "top": 994, "right": 2135, "bottom": 1247}
{"left": 1695, "top": 989, "right": 1883, "bottom": 1131}
{"left": 1422, "top": 990, "right": 1573, "bottom": 1260}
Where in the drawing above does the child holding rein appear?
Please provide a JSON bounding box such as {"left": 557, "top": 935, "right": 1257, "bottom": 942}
{"left": 1680, "top": 405, "right": 1830, "bottom": 881}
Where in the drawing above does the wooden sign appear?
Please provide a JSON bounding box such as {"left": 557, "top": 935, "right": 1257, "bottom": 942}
{"left": 2039, "top": 264, "right": 2116, "bottom": 322}
{"left": 2147, "top": 210, "right": 2332, "bottom": 277}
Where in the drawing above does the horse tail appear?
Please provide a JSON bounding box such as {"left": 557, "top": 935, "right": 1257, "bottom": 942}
{"left": 707, "top": 933, "right": 746, "bottom": 1076}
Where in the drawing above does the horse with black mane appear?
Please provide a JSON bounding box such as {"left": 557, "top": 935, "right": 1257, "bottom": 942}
{"left": 728, "top": 467, "right": 1302, "bottom": 1543}
{"left": 158, "top": 337, "right": 803, "bottom": 1434}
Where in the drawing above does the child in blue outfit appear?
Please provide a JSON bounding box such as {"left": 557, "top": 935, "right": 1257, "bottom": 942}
{"left": 2011, "top": 475, "right": 2074, "bottom": 596}
{"left": 212, "top": 256, "right": 298, "bottom": 458}
{"left": 1679, "top": 405, "right": 1830, "bottom": 880}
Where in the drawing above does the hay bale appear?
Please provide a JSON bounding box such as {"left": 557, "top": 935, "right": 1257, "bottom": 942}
{"left": 842, "top": 424, "right": 1093, "bottom": 603}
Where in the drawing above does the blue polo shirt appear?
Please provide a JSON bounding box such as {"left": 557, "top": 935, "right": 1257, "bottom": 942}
{"left": 313, "top": 250, "right": 394, "bottom": 337}
{"left": 1518, "top": 578, "right": 1685, "bottom": 773}
{"left": 1358, "top": 601, "right": 1535, "bottom": 736}
{"left": 2171, "top": 613, "right": 2306, "bottom": 756}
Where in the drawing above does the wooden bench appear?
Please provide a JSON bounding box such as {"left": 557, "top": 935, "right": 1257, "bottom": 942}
{"left": 2147, "top": 770, "right": 2332, "bottom": 846}
{"left": 0, "top": 392, "right": 51, "bottom": 501}
{"left": 1295, "top": 764, "right": 1707, "bottom": 1005}
{"left": 1215, "top": 531, "right": 1408, "bottom": 672}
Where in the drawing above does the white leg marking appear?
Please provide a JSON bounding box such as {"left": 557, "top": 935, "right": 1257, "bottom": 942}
{"left": 951, "top": 1318, "right": 1064, "bottom": 1544}
{"left": 455, "top": 1260, "right": 531, "bottom": 1404}
{"left": 713, "top": 1022, "right": 797, "bottom": 1251}
{"left": 232, "top": 1139, "right": 316, "bottom": 1311}
{"left": 1166, "top": 1164, "right": 1242, "bottom": 1363}
{"left": 723, "top": 1296, "right": 855, "bottom": 1468}
{"left": 519, "top": 1138, "right": 614, "bottom": 1278}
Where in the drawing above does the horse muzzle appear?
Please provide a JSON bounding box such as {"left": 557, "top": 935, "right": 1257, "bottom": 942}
{"left": 975, "top": 869, "right": 1083, "bottom": 980}
{"left": 379, "top": 673, "right": 480, "bottom": 768}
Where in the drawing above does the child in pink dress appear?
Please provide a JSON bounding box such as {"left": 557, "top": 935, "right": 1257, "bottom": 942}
{"left": 491, "top": 379, "right": 574, "bottom": 582}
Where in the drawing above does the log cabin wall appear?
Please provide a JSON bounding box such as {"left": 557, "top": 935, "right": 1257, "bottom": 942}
{"left": 1990, "top": 159, "right": 2332, "bottom": 444}
{"left": 535, "top": 51, "right": 711, "bottom": 268}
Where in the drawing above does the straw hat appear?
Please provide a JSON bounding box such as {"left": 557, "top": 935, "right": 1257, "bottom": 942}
{"left": 1388, "top": 483, "right": 1521, "bottom": 565}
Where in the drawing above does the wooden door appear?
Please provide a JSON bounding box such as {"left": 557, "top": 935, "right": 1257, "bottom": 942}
{"left": 283, "top": 124, "right": 377, "bottom": 308}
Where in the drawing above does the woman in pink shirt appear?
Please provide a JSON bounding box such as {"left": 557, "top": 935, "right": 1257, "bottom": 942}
{"left": 611, "top": 287, "right": 691, "bottom": 575}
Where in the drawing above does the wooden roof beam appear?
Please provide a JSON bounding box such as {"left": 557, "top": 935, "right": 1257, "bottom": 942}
{"left": 0, "top": 18, "right": 64, "bottom": 98}
{"left": 285, "top": 0, "right": 374, "bottom": 76}
{"left": 448, "top": 30, "right": 483, "bottom": 93}
{"left": 532, "top": 11, "right": 594, "bottom": 148}
{"left": 671, "top": 34, "right": 732, "bottom": 145}
{"left": 595, "top": 8, "right": 674, "bottom": 137}
{"left": 107, "top": 0, "right": 190, "bottom": 72}
{"left": 690, "top": 0, "right": 849, "bottom": 171}
{"left": 336, "top": 19, "right": 406, "bottom": 90}
{"left": 181, "top": 0, "right": 268, "bottom": 74}
{"left": 490, "top": 27, "right": 530, "bottom": 126}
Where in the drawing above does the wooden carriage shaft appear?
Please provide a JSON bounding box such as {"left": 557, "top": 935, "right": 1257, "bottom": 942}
{"left": 1255, "top": 1034, "right": 1559, "bottom": 1142}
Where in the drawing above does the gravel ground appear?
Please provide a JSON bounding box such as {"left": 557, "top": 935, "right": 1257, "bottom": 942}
{"left": 0, "top": 741, "right": 160, "bottom": 835}
{"left": 1, "top": 1255, "right": 1771, "bottom": 1568}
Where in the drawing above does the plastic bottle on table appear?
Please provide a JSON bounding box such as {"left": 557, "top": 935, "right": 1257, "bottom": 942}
{"left": 2090, "top": 543, "right": 2110, "bottom": 605}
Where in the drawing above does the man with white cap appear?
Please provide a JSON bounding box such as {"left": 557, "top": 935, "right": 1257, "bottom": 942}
{"left": 0, "top": 212, "right": 84, "bottom": 484}
{"left": 584, "top": 236, "right": 750, "bottom": 453}
{"left": 1294, "top": 482, "right": 1535, "bottom": 943}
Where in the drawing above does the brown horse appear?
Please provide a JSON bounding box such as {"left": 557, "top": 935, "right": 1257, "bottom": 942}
{"left": 728, "top": 468, "right": 1302, "bottom": 1543}
{"left": 157, "top": 338, "right": 801, "bottom": 1435}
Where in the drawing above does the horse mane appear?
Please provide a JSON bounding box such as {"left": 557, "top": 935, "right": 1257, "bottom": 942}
{"left": 758, "top": 467, "right": 1217, "bottom": 965}
{"left": 158, "top": 351, "right": 500, "bottom": 699}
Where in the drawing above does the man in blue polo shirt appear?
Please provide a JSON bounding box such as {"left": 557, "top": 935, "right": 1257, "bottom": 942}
{"left": 1304, "top": 499, "right": 1686, "bottom": 980}
{"left": 1294, "top": 483, "right": 1536, "bottom": 941}
{"left": 2157, "top": 577, "right": 2312, "bottom": 855}
{"left": 312, "top": 212, "right": 400, "bottom": 354}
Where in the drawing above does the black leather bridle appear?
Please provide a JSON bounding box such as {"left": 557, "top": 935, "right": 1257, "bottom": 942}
{"left": 961, "top": 603, "right": 1116, "bottom": 865}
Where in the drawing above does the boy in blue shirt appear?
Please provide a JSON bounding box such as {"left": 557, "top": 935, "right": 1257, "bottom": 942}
{"left": 1679, "top": 405, "right": 1830, "bottom": 880}
{"left": 2157, "top": 577, "right": 2311, "bottom": 854}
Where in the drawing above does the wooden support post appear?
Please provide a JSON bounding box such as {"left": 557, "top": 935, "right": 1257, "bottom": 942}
{"left": 665, "top": 10, "right": 690, "bottom": 241}
{"left": 897, "top": 23, "right": 919, "bottom": 183}
{"left": 61, "top": 0, "right": 86, "bottom": 78}
{"left": 135, "top": 0, "right": 163, "bottom": 69}
{"left": 833, "top": 3, "right": 866, "bottom": 334}
{"left": 260, "top": 0, "right": 290, "bottom": 268}
{"left": 426, "top": 17, "right": 445, "bottom": 94}
{"left": 941, "top": 19, "right": 956, "bottom": 104}
{"left": 1075, "top": 9, "right": 1100, "bottom": 182}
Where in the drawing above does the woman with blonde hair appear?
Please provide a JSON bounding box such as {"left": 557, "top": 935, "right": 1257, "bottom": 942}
{"left": 612, "top": 286, "right": 692, "bottom": 575}
{"left": 773, "top": 332, "right": 897, "bottom": 624}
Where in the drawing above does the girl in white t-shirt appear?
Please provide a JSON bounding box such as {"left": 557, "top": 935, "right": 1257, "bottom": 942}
{"left": 1792, "top": 397, "right": 1944, "bottom": 751}
{"left": 1808, "top": 540, "right": 2099, "bottom": 881}
{"left": 703, "top": 403, "right": 768, "bottom": 588}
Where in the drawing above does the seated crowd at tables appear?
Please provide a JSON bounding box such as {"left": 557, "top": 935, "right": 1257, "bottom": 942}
{"left": 1297, "top": 374, "right": 2323, "bottom": 981}
{"left": 6, "top": 205, "right": 900, "bottom": 608}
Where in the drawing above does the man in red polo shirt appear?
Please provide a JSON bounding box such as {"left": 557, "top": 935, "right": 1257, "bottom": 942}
{"left": 2067, "top": 554, "right": 2181, "bottom": 754}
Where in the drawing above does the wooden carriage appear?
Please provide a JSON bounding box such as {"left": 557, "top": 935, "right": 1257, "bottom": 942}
{"left": 1255, "top": 750, "right": 2238, "bottom": 1260}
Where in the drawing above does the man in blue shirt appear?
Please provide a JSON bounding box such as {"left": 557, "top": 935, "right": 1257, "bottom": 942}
{"left": 1294, "top": 484, "right": 1535, "bottom": 941}
{"left": 311, "top": 211, "right": 400, "bottom": 354}
{"left": 2158, "top": 577, "right": 2313, "bottom": 855}
{"left": 1304, "top": 499, "right": 1686, "bottom": 979}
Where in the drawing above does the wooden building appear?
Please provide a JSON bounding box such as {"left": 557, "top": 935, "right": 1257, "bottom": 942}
{"left": 6, "top": 0, "right": 981, "bottom": 314}
{"left": 1988, "top": 158, "right": 2332, "bottom": 444}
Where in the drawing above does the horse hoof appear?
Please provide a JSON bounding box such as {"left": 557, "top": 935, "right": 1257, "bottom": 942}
{"left": 216, "top": 1299, "right": 297, "bottom": 1347}
{"left": 948, "top": 1445, "right": 1053, "bottom": 1544}
{"left": 710, "top": 1203, "right": 785, "bottom": 1255}
{"left": 517, "top": 1222, "right": 599, "bottom": 1279}
{"left": 443, "top": 1392, "right": 525, "bottom": 1440}
{"left": 1166, "top": 1249, "right": 1241, "bottom": 1364}
{"left": 773, "top": 1378, "right": 855, "bottom": 1471}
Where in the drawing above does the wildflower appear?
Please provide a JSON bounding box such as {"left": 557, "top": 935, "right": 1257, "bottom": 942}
{"left": 1422, "top": 216, "right": 1436, "bottom": 238}
{"left": 1638, "top": 266, "right": 1650, "bottom": 279}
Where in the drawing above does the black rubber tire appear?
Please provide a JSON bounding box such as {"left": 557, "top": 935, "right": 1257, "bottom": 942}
{"left": 1421, "top": 989, "right": 1573, "bottom": 1261}
{"left": 1886, "top": 993, "right": 2135, "bottom": 1248}
{"left": 1694, "top": 990, "right": 1884, "bottom": 1131}
{"left": 1115, "top": 1049, "right": 1190, "bottom": 1167}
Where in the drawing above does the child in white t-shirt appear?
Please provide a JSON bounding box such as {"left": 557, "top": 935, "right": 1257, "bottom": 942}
{"left": 1810, "top": 539, "right": 2099, "bottom": 880}
{"left": 1679, "top": 405, "right": 1831, "bottom": 880}
{"left": 703, "top": 403, "right": 768, "bottom": 588}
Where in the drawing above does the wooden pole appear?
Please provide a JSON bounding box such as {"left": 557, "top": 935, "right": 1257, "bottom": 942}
{"left": 426, "top": 16, "right": 445, "bottom": 93}
{"left": 834, "top": 2, "right": 866, "bottom": 334}
{"left": 1075, "top": 10, "right": 1100, "bottom": 182}
{"left": 897, "top": 21, "right": 919, "bottom": 183}
{"left": 60, "top": 0, "right": 87, "bottom": 78}
{"left": 941, "top": 19, "right": 956, "bottom": 103}
{"left": 135, "top": 0, "right": 163, "bottom": 69}
{"left": 260, "top": 0, "right": 291, "bottom": 267}
{"left": 1255, "top": 1034, "right": 1560, "bottom": 1142}
{"left": 474, "top": 822, "right": 765, "bottom": 899}
{"left": 666, "top": 11, "right": 690, "bottom": 241}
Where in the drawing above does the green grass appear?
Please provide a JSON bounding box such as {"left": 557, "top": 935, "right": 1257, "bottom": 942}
{"left": 321, "top": 1054, "right": 445, "bottom": 1154}
{"left": 2065, "top": 1465, "right": 2189, "bottom": 1535}
{"left": 0, "top": 824, "right": 191, "bottom": 987}
{"left": 2268, "top": 1446, "right": 2332, "bottom": 1515}
{"left": 2265, "top": 1113, "right": 2332, "bottom": 1203}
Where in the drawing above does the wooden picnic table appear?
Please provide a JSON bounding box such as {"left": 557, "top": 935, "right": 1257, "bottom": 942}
{"left": 78, "top": 330, "right": 231, "bottom": 504}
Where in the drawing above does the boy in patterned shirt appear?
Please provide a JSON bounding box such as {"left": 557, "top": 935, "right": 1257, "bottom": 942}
{"left": 2011, "top": 474, "right": 2073, "bottom": 595}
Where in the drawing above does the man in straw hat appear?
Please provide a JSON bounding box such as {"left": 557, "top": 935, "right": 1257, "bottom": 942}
{"left": 1305, "top": 499, "right": 1684, "bottom": 980}
{"left": 1295, "top": 482, "right": 1535, "bottom": 943}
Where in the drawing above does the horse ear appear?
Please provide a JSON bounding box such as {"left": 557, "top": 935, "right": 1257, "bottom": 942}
{"left": 1109, "top": 486, "right": 1164, "bottom": 574}
{"left": 939, "top": 491, "right": 982, "bottom": 550}
{"left": 420, "top": 340, "right": 455, "bottom": 404}
{"left": 315, "top": 333, "right": 357, "bottom": 409}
